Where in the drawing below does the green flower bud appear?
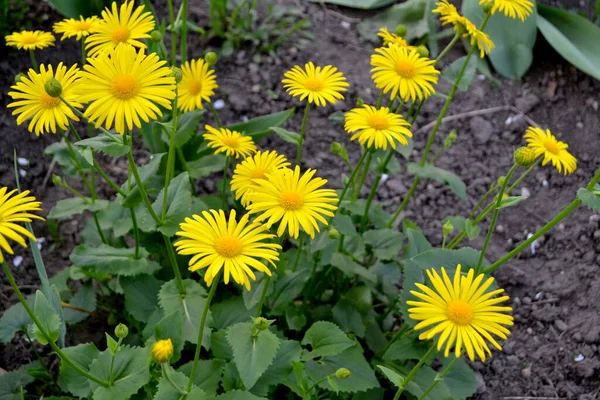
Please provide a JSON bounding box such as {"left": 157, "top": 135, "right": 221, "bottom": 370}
{"left": 44, "top": 77, "right": 62, "bottom": 98}
{"left": 169, "top": 66, "right": 182, "bottom": 83}
{"left": 254, "top": 317, "right": 270, "bottom": 331}
{"left": 356, "top": 97, "right": 364, "bottom": 107}
{"left": 150, "top": 30, "right": 163, "bottom": 42}
{"left": 395, "top": 24, "right": 407, "bottom": 37}
{"left": 114, "top": 323, "right": 129, "bottom": 339}
{"left": 416, "top": 45, "right": 429, "bottom": 58}
{"left": 514, "top": 147, "right": 537, "bottom": 167}
{"left": 443, "top": 220, "right": 454, "bottom": 236}
{"left": 335, "top": 368, "right": 351, "bottom": 379}
{"left": 444, "top": 129, "right": 457, "bottom": 148}
{"left": 328, "top": 227, "right": 340, "bottom": 240}
{"left": 205, "top": 51, "right": 218, "bottom": 66}
{"left": 14, "top": 73, "right": 25, "bottom": 84}
{"left": 331, "top": 142, "right": 343, "bottom": 155}
{"left": 497, "top": 176, "right": 506, "bottom": 186}
{"left": 481, "top": 2, "right": 493, "bottom": 14}
{"left": 51, "top": 174, "right": 63, "bottom": 186}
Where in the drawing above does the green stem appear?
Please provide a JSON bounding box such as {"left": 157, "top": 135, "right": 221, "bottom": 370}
{"left": 338, "top": 150, "right": 368, "bottom": 208}
{"left": 393, "top": 345, "right": 437, "bottom": 400}
{"left": 24, "top": 331, "right": 48, "bottom": 372}
{"left": 163, "top": 100, "right": 179, "bottom": 219}
{"left": 177, "top": 148, "right": 196, "bottom": 194}
{"left": 126, "top": 134, "right": 161, "bottom": 225}
{"left": 1, "top": 260, "right": 108, "bottom": 387}
{"left": 410, "top": 101, "right": 425, "bottom": 124}
{"left": 353, "top": 150, "right": 373, "bottom": 201}
{"left": 185, "top": 271, "right": 222, "bottom": 393}
{"left": 162, "top": 364, "right": 188, "bottom": 395}
{"left": 221, "top": 156, "right": 230, "bottom": 209}
{"left": 92, "top": 213, "right": 107, "bottom": 244}
{"left": 163, "top": 235, "right": 186, "bottom": 295}
{"left": 93, "top": 160, "right": 125, "bottom": 197}
{"left": 475, "top": 164, "right": 518, "bottom": 272}
{"left": 292, "top": 234, "right": 304, "bottom": 272}
{"left": 434, "top": 33, "right": 460, "bottom": 65}
{"left": 394, "top": 99, "right": 405, "bottom": 114}
{"left": 167, "top": 0, "right": 177, "bottom": 65}
{"left": 468, "top": 183, "right": 499, "bottom": 219}
{"left": 386, "top": 178, "right": 420, "bottom": 228}
{"left": 81, "top": 38, "right": 87, "bottom": 66}
{"left": 130, "top": 208, "right": 140, "bottom": 259}
{"left": 29, "top": 50, "right": 38, "bottom": 72}
{"left": 60, "top": 130, "right": 94, "bottom": 196}
{"left": 296, "top": 103, "right": 311, "bottom": 166}
{"left": 208, "top": 102, "right": 223, "bottom": 128}
{"left": 483, "top": 167, "right": 600, "bottom": 274}
{"left": 255, "top": 275, "right": 271, "bottom": 318}
{"left": 376, "top": 324, "right": 408, "bottom": 358}
{"left": 181, "top": 0, "right": 188, "bottom": 62}
{"left": 379, "top": 296, "right": 401, "bottom": 326}
{"left": 306, "top": 374, "right": 334, "bottom": 395}
{"left": 375, "top": 91, "right": 384, "bottom": 108}
{"left": 417, "top": 354, "right": 463, "bottom": 400}
{"left": 360, "top": 149, "right": 393, "bottom": 231}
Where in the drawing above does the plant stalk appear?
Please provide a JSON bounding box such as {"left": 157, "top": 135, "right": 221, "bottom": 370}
{"left": 392, "top": 345, "right": 437, "bottom": 400}
{"left": 417, "top": 353, "right": 463, "bottom": 400}
{"left": 353, "top": 150, "right": 373, "bottom": 201}
{"left": 296, "top": 103, "right": 311, "bottom": 166}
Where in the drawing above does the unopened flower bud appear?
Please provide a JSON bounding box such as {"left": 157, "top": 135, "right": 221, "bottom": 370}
{"left": 52, "top": 174, "right": 63, "bottom": 186}
{"left": 335, "top": 368, "right": 351, "bottom": 379}
{"left": 150, "top": 30, "right": 163, "bottom": 42}
{"left": 114, "top": 323, "right": 128, "bottom": 339}
{"left": 497, "top": 176, "right": 506, "bottom": 186}
{"left": 481, "top": 2, "right": 493, "bottom": 14}
{"left": 254, "top": 317, "right": 270, "bottom": 331}
{"left": 14, "top": 73, "right": 25, "bottom": 83}
{"left": 416, "top": 45, "right": 429, "bottom": 58}
{"left": 152, "top": 339, "right": 174, "bottom": 364}
{"left": 443, "top": 220, "right": 454, "bottom": 236}
{"left": 328, "top": 227, "right": 340, "bottom": 240}
{"left": 169, "top": 67, "right": 182, "bottom": 83}
{"left": 444, "top": 129, "right": 457, "bottom": 148}
{"left": 395, "top": 24, "right": 407, "bottom": 38}
{"left": 205, "top": 51, "right": 218, "bottom": 66}
{"left": 331, "top": 142, "right": 343, "bottom": 155}
{"left": 356, "top": 97, "right": 364, "bottom": 107}
{"left": 514, "top": 147, "right": 537, "bottom": 167}
{"left": 44, "top": 77, "right": 62, "bottom": 97}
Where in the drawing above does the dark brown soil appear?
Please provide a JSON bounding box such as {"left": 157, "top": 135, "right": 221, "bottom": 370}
{"left": 1, "top": 1, "right": 599, "bottom": 398}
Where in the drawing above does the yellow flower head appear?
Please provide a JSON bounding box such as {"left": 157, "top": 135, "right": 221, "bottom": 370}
{"left": 246, "top": 166, "right": 338, "bottom": 239}
{"left": 407, "top": 265, "right": 514, "bottom": 362}
{"left": 203, "top": 125, "right": 257, "bottom": 159}
{"left": 5, "top": 30, "right": 55, "bottom": 51}
{"left": 231, "top": 150, "right": 290, "bottom": 207}
{"left": 524, "top": 127, "right": 577, "bottom": 175}
{"left": 53, "top": 16, "right": 101, "bottom": 41}
{"left": 371, "top": 45, "right": 439, "bottom": 102}
{"left": 77, "top": 44, "right": 176, "bottom": 135}
{"left": 480, "top": 0, "right": 534, "bottom": 22}
{"left": 8, "top": 63, "right": 81, "bottom": 136}
{"left": 433, "top": 1, "right": 494, "bottom": 58}
{"left": 0, "top": 188, "right": 44, "bottom": 263}
{"left": 344, "top": 105, "right": 412, "bottom": 150}
{"left": 178, "top": 58, "right": 218, "bottom": 112}
{"left": 85, "top": 0, "right": 154, "bottom": 58}
{"left": 174, "top": 210, "right": 281, "bottom": 290}
{"left": 282, "top": 62, "right": 349, "bottom": 107}
{"left": 377, "top": 27, "right": 411, "bottom": 48}
{"left": 151, "top": 339, "right": 174, "bottom": 364}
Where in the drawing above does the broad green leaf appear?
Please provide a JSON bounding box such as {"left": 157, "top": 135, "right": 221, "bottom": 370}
{"left": 211, "top": 330, "right": 233, "bottom": 360}
{"left": 395, "top": 137, "right": 414, "bottom": 160}
{"left": 0, "top": 362, "right": 40, "bottom": 400}
{"left": 370, "top": 261, "right": 401, "bottom": 298}
{"left": 332, "top": 298, "right": 366, "bottom": 337}
{"left": 404, "top": 226, "right": 433, "bottom": 259}
{"left": 442, "top": 356, "right": 479, "bottom": 399}
{"left": 363, "top": 229, "right": 405, "bottom": 260}
{"left": 227, "top": 322, "right": 281, "bottom": 390}
{"left": 464, "top": 218, "right": 481, "bottom": 240}
{"left": 188, "top": 154, "right": 227, "bottom": 179}
{"left": 400, "top": 363, "right": 453, "bottom": 400}
{"left": 121, "top": 275, "right": 163, "bottom": 322}
{"left": 252, "top": 340, "right": 302, "bottom": 396}
{"left": 154, "top": 369, "right": 208, "bottom": 400}
{"left": 377, "top": 365, "right": 403, "bottom": 387}
{"left": 48, "top": 0, "right": 110, "bottom": 18}
{"left": 285, "top": 306, "right": 307, "bottom": 332}
{"left": 463, "top": 0, "right": 537, "bottom": 79}
{"left": 332, "top": 215, "right": 357, "bottom": 237}
{"left": 47, "top": 197, "right": 110, "bottom": 220}
{"left": 89, "top": 346, "right": 151, "bottom": 400}
{"left": 70, "top": 244, "right": 152, "bottom": 276}
{"left": 32, "top": 290, "right": 61, "bottom": 345}
{"left": 498, "top": 195, "right": 526, "bottom": 209}
{"left": 330, "top": 253, "right": 377, "bottom": 283}
{"left": 537, "top": 5, "right": 600, "bottom": 80}
{"left": 0, "top": 297, "right": 32, "bottom": 343}
{"left": 215, "top": 391, "right": 266, "bottom": 400}
{"left": 75, "top": 134, "right": 129, "bottom": 157}
{"left": 226, "top": 108, "right": 296, "bottom": 142}
{"left": 382, "top": 331, "right": 432, "bottom": 361}
{"left": 161, "top": 109, "right": 205, "bottom": 148}
{"left": 270, "top": 269, "right": 311, "bottom": 315}
{"left": 106, "top": 333, "right": 119, "bottom": 355}
{"left": 407, "top": 163, "right": 467, "bottom": 200}
{"left": 154, "top": 311, "right": 184, "bottom": 363}
{"left": 120, "top": 153, "right": 165, "bottom": 208}
{"left": 44, "top": 141, "right": 90, "bottom": 177}
{"left": 178, "top": 360, "right": 226, "bottom": 397}
{"left": 159, "top": 279, "right": 212, "bottom": 348}
{"left": 307, "top": 0, "right": 395, "bottom": 9}
{"left": 442, "top": 55, "right": 477, "bottom": 92}
{"left": 301, "top": 321, "right": 355, "bottom": 360}
{"left": 212, "top": 297, "right": 253, "bottom": 330}
{"left": 270, "top": 127, "right": 301, "bottom": 144}
{"left": 58, "top": 343, "right": 99, "bottom": 398}
{"left": 343, "top": 199, "right": 392, "bottom": 228}
{"left": 63, "top": 283, "right": 96, "bottom": 324}
{"left": 358, "top": 0, "right": 428, "bottom": 42}
{"left": 577, "top": 188, "right": 600, "bottom": 212}
{"left": 243, "top": 274, "right": 268, "bottom": 310}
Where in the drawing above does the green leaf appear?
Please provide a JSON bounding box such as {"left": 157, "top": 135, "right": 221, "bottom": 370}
{"left": 106, "top": 333, "right": 119, "bottom": 355}
{"left": 227, "top": 322, "right": 281, "bottom": 390}
{"left": 358, "top": 0, "right": 428, "bottom": 42}
{"left": 407, "top": 163, "right": 467, "bottom": 200}
{"left": 159, "top": 279, "right": 212, "bottom": 348}
{"left": 301, "top": 321, "right": 355, "bottom": 360}
{"left": 70, "top": 244, "right": 152, "bottom": 276}
{"left": 212, "top": 297, "right": 253, "bottom": 330}
{"left": 343, "top": 199, "right": 392, "bottom": 228}
{"left": 120, "top": 153, "right": 165, "bottom": 209}
{"left": 307, "top": 0, "right": 395, "bottom": 9}
{"left": 442, "top": 55, "right": 477, "bottom": 92}
{"left": 188, "top": 154, "right": 227, "bottom": 179}
{"left": 211, "top": 330, "right": 233, "bottom": 360}
{"left": 377, "top": 365, "right": 403, "bottom": 387}
{"left": 44, "top": 141, "right": 90, "bottom": 177}
{"left": 270, "top": 127, "right": 301, "bottom": 144}
{"left": 215, "top": 391, "right": 266, "bottom": 400}
{"left": 121, "top": 275, "right": 163, "bottom": 322}
{"left": 463, "top": 218, "right": 481, "bottom": 240}
{"left": 442, "top": 356, "right": 479, "bottom": 399}
{"left": 270, "top": 269, "right": 311, "bottom": 315}
{"left": 48, "top": 0, "right": 108, "bottom": 18}
{"left": 305, "top": 345, "right": 380, "bottom": 393}
{"left": 0, "top": 362, "right": 40, "bottom": 400}
{"left": 75, "top": 135, "right": 129, "bottom": 157}
{"left": 382, "top": 331, "right": 432, "bottom": 361}
{"left": 178, "top": 360, "right": 226, "bottom": 397}
{"left": 89, "top": 346, "right": 151, "bottom": 400}
{"left": 332, "top": 215, "right": 357, "bottom": 237}
{"left": 400, "top": 363, "right": 453, "bottom": 400}
{"left": 442, "top": 216, "right": 481, "bottom": 239}
{"left": 577, "top": 188, "right": 600, "bottom": 211}
{"left": 32, "top": 290, "right": 61, "bottom": 345}
{"left": 330, "top": 253, "right": 377, "bottom": 283}
{"left": 363, "top": 229, "right": 405, "bottom": 260}
{"left": 58, "top": 343, "right": 99, "bottom": 398}
{"left": 537, "top": 5, "right": 600, "bottom": 80}
{"left": 47, "top": 197, "right": 110, "bottom": 220}
{"left": 63, "top": 283, "right": 96, "bottom": 324}
{"left": 395, "top": 137, "right": 414, "bottom": 160}
{"left": 161, "top": 109, "right": 205, "bottom": 148}
{"left": 154, "top": 369, "right": 208, "bottom": 400}
{"left": 332, "top": 298, "right": 366, "bottom": 337}
{"left": 154, "top": 312, "right": 184, "bottom": 363}
{"left": 404, "top": 225, "right": 433, "bottom": 259}
{"left": 252, "top": 340, "right": 302, "bottom": 396}
{"left": 463, "top": 0, "right": 537, "bottom": 80}
{"left": 226, "top": 108, "right": 296, "bottom": 142}
{"left": 498, "top": 195, "right": 526, "bottom": 209}
{"left": 0, "top": 297, "right": 32, "bottom": 343}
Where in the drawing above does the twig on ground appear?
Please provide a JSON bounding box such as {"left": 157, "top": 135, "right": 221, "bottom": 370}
{"left": 502, "top": 397, "right": 566, "bottom": 400}
{"left": 41, "top": 159, "right": 57, "bottom": 190}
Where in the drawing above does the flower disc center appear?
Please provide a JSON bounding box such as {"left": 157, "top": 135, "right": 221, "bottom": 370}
{"left": 112, "top": 26, "right": 130, "bottom": 43}
{"left": 40, "top": 92, "right": 61, "bottom": 108}
{"left": 544, "top": 140, "right": 561, "bottom": 155}
{"left": 368, "top": 114, "right": 390, "bottom": 130}
{"left": 447, "top": 300, "right": 473, "bottom": 326}
{"left": 304, "top": 77, "right": 324, "bottom": 91}
{"left": 222, "top": 136, "right": 240, "bottom": 149}
{"left": 21, "top": 33, "right": 38, "bottom": 44}
{"left": 74, "top": 21, "right": 92, "bottom": 31}
{"left": 395, "top": 60, "right": 416, "bottom": 78}
{"left": 187, "top": 79, "right": 202, "bottom": 96}
{"left": 112, "top": 75, "right": 138, "bottom": 100}
{"left": 280, "top": 191, "right": 304, "bottom": 211}
{"left": 214, "top": 236, "right": 243, "bottom": 258}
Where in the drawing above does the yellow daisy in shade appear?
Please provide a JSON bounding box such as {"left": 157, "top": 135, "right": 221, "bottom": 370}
{"left": 407, "top": 265, "right": 514, "bottom": 362}
{"left": 85, "top": 0, "right": 154, "bottom": 58}
{"left": 174, "top": 210, "right": 281, "bottom": 290}
{"left": 77, "top": 45, "right": 176, "bottom": 135}
{"left": 480, "top": 0, "right": 534, "bottom": 21}
{"left": 0, "top": 188, "right": 44, "bottom": 263}
{"left": 203, "top": 125, "right": 257, "bottom": 159}
{"left": 5, "top": 30, "right": 55, "bottom": 51}
{"left": 151, "top": 339, "right": 174, "bottom": 364}
{"left": 524, "top": 127, "right": 577, "bottom": 175}
{"left": 371, "top": 45, "right": 439, "bottom": 102}
{"left": 8, "top": 63, "right": 81, "bottom": 136}
{"left": 231, "top": 150, "right": 290, "bottom": 207}
{"left": 344, "top": 105, "right": 412, "bottom": 150}
{"left": 377, "top": 27, "right": 412, "bottom": 48}
{"left": 246, "top": 166, "right": 338, "bottom": 239}
{"left": 53, "top": 16, "right": 100, "bottom": 41}
{"left": 178, "top": 58, "right": 218, "bottom": 112}
{"left": 433, "top": 1, "right": 494, "bottom": 58}
{"left": 282, "top": 62, "right": 349, "bottom": 107}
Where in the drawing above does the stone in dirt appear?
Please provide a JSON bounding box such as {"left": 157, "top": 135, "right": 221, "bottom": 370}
{"left": 515, "top": 92, "right": 540, "bottom": 113}
{"left": 470, "top": 116, "right": 494, "bottom": 144}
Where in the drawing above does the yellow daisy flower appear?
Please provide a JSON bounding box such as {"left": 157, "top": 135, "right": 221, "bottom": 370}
{"left": 53, "top": 16, "right": 100, "bottom": 41}
{"left": 203, "top": 125, "right": 257, "bottom": 159}
{"left": 246, "top": 166, "right": 338, "bottom": 239}
{"left": 5, "top": 30, "right": 55, "bottom": 51}
{"left": 77, "top": 44, "right": 176, "bottom": 135}
{"left": 0, "top": 188, "right": 44, "bottom": 263}
{"left": 231, "top": 150, "right": 290, "bottom": 207}
{"left": 371, "top": 45, "right": 439, "bottom": 102}
{"left": 178, "top": 58, "right": 218, "bottom": 112}
{"left": 407, "top": 265, "right": 514, "bottom": 362}
{"left": 8, "top": 63, "right": 81, "bottom": 136}
{"left": 524, "top": 127, "right": 577, "bottom": 175}
{"left": 433, "top": 1, "right": 494, "bottom": 58}
{"left": 344, "top": 105, "right": 413, "bottom": 150}
{"left": 282, "top": 62, "right": 349, "bottom": 107}
{"left": 480, "top": 0, "right": 534, "bottom": 22}
{"left": 174, "top": 210, "right": 281, "bottom": 290}
{"left": 85, "top": 0, "right": 154, "bottom": 58}
{"left": 377, "top": 27, "right": 411, "bottom": 48}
